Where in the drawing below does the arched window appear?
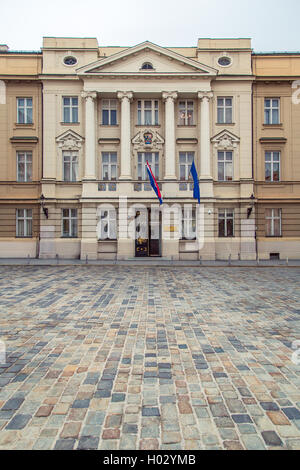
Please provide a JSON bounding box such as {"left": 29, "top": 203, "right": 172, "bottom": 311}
{"left": 141, "top": 62, "right": 154, "bottom": 70}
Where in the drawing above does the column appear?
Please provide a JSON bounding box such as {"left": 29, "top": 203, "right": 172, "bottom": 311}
{"left": 198, "top": 91, "right": 213, "bottom": 179}
{"left": 162, "top": 91, "right": 178, "bottom": 179}
{"left": 81, "top": 91, "right": 97, "bottom": 179}
{"left": 117, "top": 91, "right": 133, "bottom": 179}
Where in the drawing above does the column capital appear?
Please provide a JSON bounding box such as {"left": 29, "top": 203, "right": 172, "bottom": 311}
{"left": 198, "top": 91, "right": 213, "bottom": 101}
{"left": 117, "top": 91, "right": 133, "bottom": 102}
{"left": 162, "top": 91, "right": 178, "bottom": 102}
{"left": 81, "top": 91, "right": 97, "bottom": 101}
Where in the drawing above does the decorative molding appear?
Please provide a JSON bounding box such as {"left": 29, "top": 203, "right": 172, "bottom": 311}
{"left": 56, "top": 129, "right": 84, "bottom": 150}
{"left": 10, "top": 136, "right": 38, "bottom": 143}
{"left": 198, "top": 91, "right": 214, "bottom": 101}
{"left": 117, "top": 91, "right": 133, "bottom": 102}
{"left": 176, "top": 138, "right": 198, "bottom": 144}
{"left": 162, "top": 91, "right": 178, "bottom": 102}
{"left": 259, "top": 137, "right": 287, "bottom": 144}
{"left": 81, "top": 91, "right": 97, "bottom": 101}
{"left": 76, "top": 41, "right": 218, "bottom": 76}
{"left": 211, "top": 130, "right": 240, "bottom": 150}
{"left": 98, "top": 138, "right": 120, "bottom": 144}
{"left": 132, "top": 129, "right": 164, "bottom": 152}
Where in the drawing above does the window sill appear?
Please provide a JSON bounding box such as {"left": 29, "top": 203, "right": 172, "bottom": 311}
{"left": 264, "top": 181, "right": 281, "bottom": 184}
{"left": 177, "top": 125, "right": 196, "bottom": 128}
{"left": 216, "top": 122, "right": 235, "bottom": 126}
{"left": 15, "top": 122, "right": 34, "bottom": 126}
{"left": 16, "top": 236, "right": 33, "bottom": 239}
{"left": 217, "top": 180, "right": 234, "bottom": 183}
{"left": 62, "top": 180, "right": 79, "bottom": 183}
{"left": 61, "top": 122, "right": 80, "bottom": 125}
{"left": 263, "top": 124, "right": 283, "bottom": 128}
{"left": 61, "top": 236, "right": 79, "bottom": 239}
{"left": 135, "top": 125, "right": 161, "bottom": 128}
{"left": 100, "top": 124, "right": 119, "bottom": 127}
{"left": 218, "top": 236, "right": 235, "bottom": 239}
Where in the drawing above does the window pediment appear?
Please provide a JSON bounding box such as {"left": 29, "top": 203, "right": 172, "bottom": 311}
{"left": 211, "top": 130, "right": 240, "bottom": 150}
{"left": 56, "top": 130, "right": 84, "bottom": 150}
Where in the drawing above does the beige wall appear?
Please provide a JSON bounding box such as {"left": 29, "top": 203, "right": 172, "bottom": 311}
{"left": 253, "top": 54, "right": 300, "bottom": 258}
{"left": 0, "top": 52, "right": 42, "bottom": 257}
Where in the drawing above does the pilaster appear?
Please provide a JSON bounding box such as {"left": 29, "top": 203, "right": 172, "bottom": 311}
{"left": 117, "top": 91, "right": 133, "bottom": 180}
{"left": 162, "top": 91, "right": 178, "bottom": 180}
{"left": 81, "top": 91, "right": 97, "bottom": 180}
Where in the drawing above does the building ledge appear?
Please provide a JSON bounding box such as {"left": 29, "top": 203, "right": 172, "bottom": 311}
{"left": 259, "top": 137, "right": 287, "bottom": 143}
{"left": 10, "top": 136, "right": 39, "bottom": 143}
{"left": 98, "top": 138, "right": 120, "bottom": 144}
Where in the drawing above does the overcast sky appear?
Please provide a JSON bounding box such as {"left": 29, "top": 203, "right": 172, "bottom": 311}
{"left": 1, "top": 0, "right": 299, "bottom": 52}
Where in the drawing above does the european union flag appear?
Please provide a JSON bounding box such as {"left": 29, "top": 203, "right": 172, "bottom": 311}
{"left": 190, "top": 161, "right": 200, "bottom": 204}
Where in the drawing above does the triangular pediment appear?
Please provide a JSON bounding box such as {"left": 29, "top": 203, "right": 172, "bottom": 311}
{"left": 77, "top": 41, "right": 217, "bottom": 76}
{"left": 211, "top": 130, "right": 240, "bottom": 149}
{"left": 56, "top": 130, "right": 84, "bottom": 150}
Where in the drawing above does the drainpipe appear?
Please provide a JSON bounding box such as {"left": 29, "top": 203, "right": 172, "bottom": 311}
{"left": 251, "top": 62, "right": 258, "bottom": 260}
{"left": 37, "top": 77, "right": 44, "bottom": 259}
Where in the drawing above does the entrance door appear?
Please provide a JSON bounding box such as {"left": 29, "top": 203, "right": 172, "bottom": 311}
{"left": 149, "top": 208, "right": 161, "bottom": 257}
{"left": 135, "top": 209, "right": 161, "bottom": 257}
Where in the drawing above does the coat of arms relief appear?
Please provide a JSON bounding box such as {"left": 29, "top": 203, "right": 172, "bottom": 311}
{"left": 132, "top": 129, "right": 165, "bottom": 152}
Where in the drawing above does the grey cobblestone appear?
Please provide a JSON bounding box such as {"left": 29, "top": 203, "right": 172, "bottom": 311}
{"left": 0, "top": 266, "right": 299, "bottom": 450}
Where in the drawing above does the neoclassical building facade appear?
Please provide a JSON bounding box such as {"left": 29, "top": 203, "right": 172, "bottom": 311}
{"left": 0, "top": 36, "right": 299, "bottom": 260}
{"left": 39, "top": 37, "right": 255, "bottom": 260}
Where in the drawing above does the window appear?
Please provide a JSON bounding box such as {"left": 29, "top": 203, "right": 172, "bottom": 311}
{"left": 218, "top": 56, "right": 232, "bottom": 67}
{"left": 63, "top": 97, "right": 78, "bottom": 123}
{"left": 266, "top": 209, "right": 282, "bottom": 237}
{"left": 102, "top": 99, "right": 117, "bottom": 125}
{"left": 63, "top": 151, "right": 78, "bottom": 182}
{"left": 138, "top": 152, "right": 159, "bottom": 180}
{"left": 62, "top": 209, "right": 78, "bottom": 237}
{"left": 264, "top": 98, "right": 280, "bottom": 125}
{"left": 98, "top": 209, "right": 117, "bottom": 240}
{"left": 218, "top": 151, "right": 233, "bottom": 181}
{"left": 265, "top": 151, "right": 280, "bottom": 182}
{"left": 17, "top": 151, "right": 32, "bottom": 182}
{"left": 217, "top": 97, "right": 233, "bottom": 124}
{"left": 63, "top": 56, "right": 77, "bottom": 66}
{"left": 178, "top": 101, "right": 194, "bottom": 126}
{"left": 102, "top": 152, "right": 117, "bottom": 180}
{"left": 141, "top": 62, "right": 154, "bottom": 70}
{"left": 179, "top": 152, "right": 194, "bottom": 180}
{"left": 17, "top": 98, "right": 33, "bottom": 124}
{"left": 218, "top": 209, "right": 234, "bottom": 237}
{"left": 137, "top": 100, "right": 159, "bottom": 125}
{"left": 16, "top": 209, "right": 32, "bottom": 237}
{"left": 182, "top": 207, "right": 196, "bottom": 240}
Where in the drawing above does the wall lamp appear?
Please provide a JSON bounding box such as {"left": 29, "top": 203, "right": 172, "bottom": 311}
{"left": 247, "top": 193, "right": 255, "bottom": 219}
{"left": 40, "top": 194, "right": 49, "bottom": 219}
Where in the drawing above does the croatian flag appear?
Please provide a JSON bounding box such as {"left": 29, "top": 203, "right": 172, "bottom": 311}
{"left": 146, "top": 161, "right": 163, "bottom": 205}
{"left": 190, "top": 161, "right": 200, "bottom": 204}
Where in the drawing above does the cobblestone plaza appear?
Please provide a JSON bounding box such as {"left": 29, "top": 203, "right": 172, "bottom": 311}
{"left": 0, "top": 266, "right": 299, "bottom": 450}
